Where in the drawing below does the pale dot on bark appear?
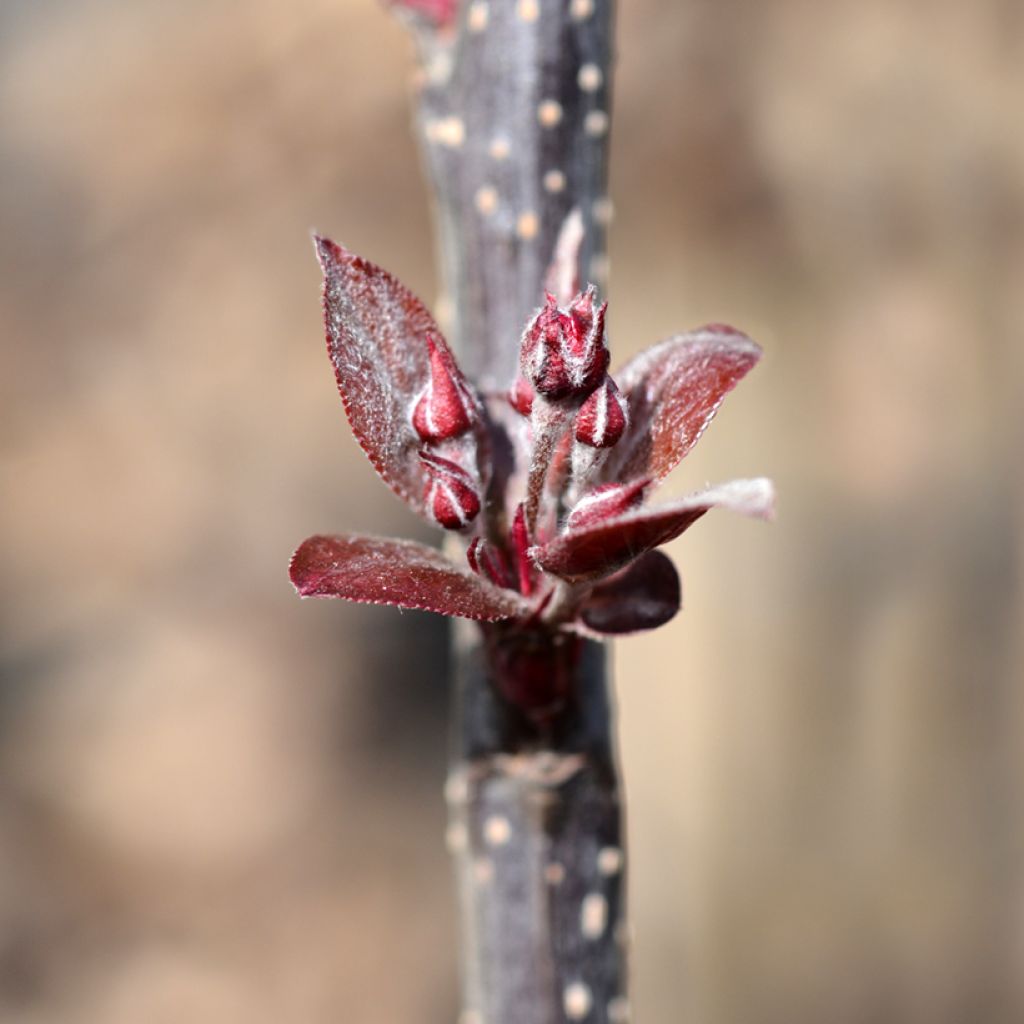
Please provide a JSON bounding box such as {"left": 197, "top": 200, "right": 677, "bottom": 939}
{"left": 544, "top": 169, "right": 567, "bottom": 193}
{"left": 517, "top": 0, "right": 540, "bottom": 22}
{"left": 608, "top": 996, "right": 631, "bottom": 1023}
{"left": 570, "top": 0, "right": 595, "bottom": 20}
{"left": 475, "top": 185, "right": 499, "bottom": 216}
{"left": 445, "top": 822, "right": 468, "bottom": 853}
{"left": 426, "top": 116, "right": 466, "bottom": 148}
{"left": 581, "top": 892, "right": 608, "bottom": 939}
{"left": 517, "top": 211, "right": 540, "bottom": 240}
{"left": 427, "top": 51, "right": 453, "bottom": 86}
{"left": 597, "top": 846, "right": 623, "bottom": 875}
{"left": 489, "top": 136, "right": 511, "bottom": 160}
{"left": 435, "top": 294, "right": 454, "bottom": 333}
{"left": 473, "top": 858, "right": 495, "bottom": 884}
{"left": 444, "top": 772, "right": 469, "bottom": 804}
{"left": 537, "top": 99, "right": 564, "bottom": 128}
{"left": 483, "top": 814, "right": 512, "bottom": 845}
{"left": 467, "top": 1, "right": 489, "bottom": 32}
{"left": 564, "top": 982, "right": 593, "bottom": 1020}
{"left": 459, "top": 1011, "right": 483, "bottom": 1024}
{"left": 544, "top": 862, "right": 566, "bottom": 885}
{"left": 593, "top": 196, "right": 614, "bottom": 225}
{"left": 585, "top": 110, "right": 609, "bottom": 137}
{"left": 578, "top": 63, "right": 603, "bottom": 92}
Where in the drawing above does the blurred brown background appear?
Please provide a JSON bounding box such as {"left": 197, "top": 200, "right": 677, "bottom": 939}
{"left": 1, "top": 0, "right": 1022, "bottom": 1021}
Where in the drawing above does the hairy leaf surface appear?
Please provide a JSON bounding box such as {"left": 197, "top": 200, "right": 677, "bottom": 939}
{"left": 290, "top": 534, "right": 529, "bottom": 621}
{"left": 316, "top": 237, "right": 480, "bottom": 518}
{"left": 534, "top": 478, "right": 775, "bottom": 581}
{"left": 611, "top": 326, "right": 761, "bottom": 484}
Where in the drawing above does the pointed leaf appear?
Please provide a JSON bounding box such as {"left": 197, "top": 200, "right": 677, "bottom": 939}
{"left": 315, "top": 237, "right": 482, "bottom": 518}
{"left": 579, "top": 551, "right": 682, "bottom": 635}
{"left": 533, "top": 478, "right": 775, "bottom": 581}
{"left": 544, "top": 208, "right": 585, "bottom": 306}
{"left": 610, "top": 326, "right": 762, "bottom": 484}
{"left": 290, "top": 534, "right": 529, "bottom": 621}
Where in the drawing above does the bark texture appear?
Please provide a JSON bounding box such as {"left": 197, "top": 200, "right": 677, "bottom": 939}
{"left": 407, "top": 0, "right": 615, "bottom": 388}
{"left": 399, "top": 2, "right": 624, "bottom": 1020}
{"left": 447, "top": 621, "right": 626, "bottom": 1024}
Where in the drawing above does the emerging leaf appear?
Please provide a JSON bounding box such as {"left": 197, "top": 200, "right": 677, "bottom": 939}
{"left": 419, "top": 451, "right": 482, "bottom": 530}
{"left": 534, "top": 478, "right": 776, "bottom": 581}
{"left": 315, "top": 236, "right": 481, "bottom": 519}
{"left": 566, "top": 479, "right": 650, "bottom": 531}
{"left": 290, "top": 534, "right": 529, "bottom": 621}
{"left": 579, "top": 551, "right": 681, "bottom": 635}
{"left": 611, "top": 325, "right": 761, "bottom": 484}
{"left": 543, "top": 208, "right": 585, "bottom": 306}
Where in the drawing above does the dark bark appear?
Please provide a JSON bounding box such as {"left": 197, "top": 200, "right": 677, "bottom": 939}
{"left": 397, "top": 2, "right": 624, "bottom": 1020}
{"left": 447, "top": 621, "right": 627, "bottom": 1024}
{"left": 406, "top": 0, "right": 615, "bottom": 388}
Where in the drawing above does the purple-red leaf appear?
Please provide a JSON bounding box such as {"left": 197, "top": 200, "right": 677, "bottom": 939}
{"left": 290, "top": 534, "right": 529, "bottom": 621}
{"left": 315, "top": 237, "right": 481, "bottom": 519}
{"left": 610, "top": 325, "right": 762, "bottom": 484}
{"left": 533, "top": 478, "right": 776, "bottom": 581}
{"left": 578, "top": 551, "right": 682, "bottom": 635}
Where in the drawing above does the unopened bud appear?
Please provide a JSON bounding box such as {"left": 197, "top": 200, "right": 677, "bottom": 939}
{"left": 520, "top": 287, "right": 609, "bottom": 401}
{"left": 575, "top": 376, "right": 628, "bottom": 448}
{"left": 467, "top": 538, "right": 512, "bottom": 588}
{"left": 566, "top": 478, "right": 650, "bottom": 531}
{"left": 508, "top": 376, "right": 535, "bottom": 417}
{"left": 420, "top": 451, "right": 481, "bottom": 529}
{"left": 412, "top": 335, "right": 473, "bottom": 442}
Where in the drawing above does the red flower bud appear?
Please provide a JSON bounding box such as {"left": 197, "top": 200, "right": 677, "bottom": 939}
{"left": 519, "top": 287, "right": 609, "bottom": 401}
{"left": 412, "top": 335, "right": 473, "bottom": 442}
{"left": 419, "top": 451, "right": 481, "bottom": 530}
{"left": 508, "top": 376, "right": 535, "bottom": 417}
{"left": 575, "top": 376, "right": 628, "bottom": 448}
{"left": 566, "top": 478, "right": 650, "bottom": 531}
{"left": 466, "top": 538, "right": 512, "bottom": 588}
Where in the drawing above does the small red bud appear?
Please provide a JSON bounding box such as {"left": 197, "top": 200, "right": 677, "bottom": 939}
{"left": 566, "top": 478, "right": 650, "bottom": 531}
{"left": 412, "top": 335, "right": 473, "bottom": 442}
{"left": 508, "top": 376, "right": 535, "bottom": 417}
{"left": 419, "top": 451, "right": 481, "bottom": 530}
{"left": 575, "top": 376, "right": 628, "bottom": 448}
{"left": 467, "top": 538, "right": 512, "bottom": 588}
{"left": 519, "top": 287, "right": 609, "bottom": 401}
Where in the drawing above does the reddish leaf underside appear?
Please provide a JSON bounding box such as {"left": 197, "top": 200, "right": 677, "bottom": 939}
{"left": 610, "top": 327, "right": 762, "bottom": 485}
{"left": 290, "top": 534, "right": 529, "bottom": 621}
{"left": 534, "top": 478, "right": 776, "bottom": 581}
{"left": 315, "top": 237, "right": 480, "bottom": 519}
{"left": 578, "top": 551, "right": 682, "bottom": 635}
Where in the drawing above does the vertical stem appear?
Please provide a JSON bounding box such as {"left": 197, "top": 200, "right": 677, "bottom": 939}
{"left": 397, "top": 2, "right": 622, "bottom": 1020}
{"left": 447, "top": 621, "right": 627, "bottom": 1024}
{"left": 408, "top": 0, "right": 615, "bottom": 387}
